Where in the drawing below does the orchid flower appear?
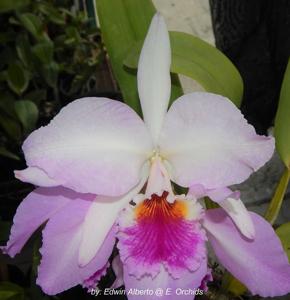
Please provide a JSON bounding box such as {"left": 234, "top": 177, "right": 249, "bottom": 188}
{"left": 2, "top": 13, "right": 290, "bottom": 298}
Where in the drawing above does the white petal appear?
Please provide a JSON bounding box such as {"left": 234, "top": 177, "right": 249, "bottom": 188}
{"left": 137, "top": 13, "right": 171, "bottom": 145}
{"left": 145, "top": 157, "right": 173, "bottom": 199}
{"left": 78, "top": 166, "right": 149, "bottom": 266}
{"left": 219, "top": 197, "right": 255, "bottom": 239}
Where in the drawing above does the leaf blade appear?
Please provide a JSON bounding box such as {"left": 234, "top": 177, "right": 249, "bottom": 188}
{"left": 7, "top": 62, "right": 29, "bottom": 95}
{"left": 275, "top": 58, "right": 290, "bottom": 168}
{"left": 14, "top": 100, "right": 38, "bottom": 134}
{"left": 96, "top": 0, "right": 156, "bottom": 114}
{"left": 264, "top": 168, "right": 290, "bottom": 224}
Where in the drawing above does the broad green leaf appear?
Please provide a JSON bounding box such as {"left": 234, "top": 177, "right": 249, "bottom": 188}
{"left": 96, "top": 0, "right": 154, "bottom": 114}
{"left": 65, "top": 27, "right": 81, "bottom": 44}
{"left": 16, "top": 34, "right": 33, "bottom": 68}
{"left": 32, "top": 42, "right": 54, "bottom": 64}
{"left": 170, "top": 73, "right": 183, "bottom": 106}
{"left": 275, "top": 58, "right": 290, "bottom": 168}
{"left": 276, "top": 222, "right": 290, "bottom": 262}
{"left": 37, "top": 3, "right": 65, "bottom": 25}
{"left": 0, "top": 0, "right": 30, "bottom": 13}
{"left": 40, "top": 62, "right": 59, "bottom": 88}
{"left": 18, "top": 13, "right": 45, "bottom": 40}
{"left": 171, "top": 32, "right": 243, "bottom": 106}
{"left": 265, "top": 168, "right": 290, "bottom": 224}
{"left": 14, "top": 100, "right": 38, "bottom": 134}
{"left": 0, "top": 282, "right": 25, "bottom": 300}
{"left": 7, "top": 62, "right": 29, "bottom": 95}
{"left": 96, "top": 0, "right": 183, "bottom": 114}
{"left": 124, "top": 32, "right": 243, "bottom": 106}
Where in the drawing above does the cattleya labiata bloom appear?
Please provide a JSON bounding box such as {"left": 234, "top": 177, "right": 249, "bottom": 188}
{"left": 2, "top": 13, "right": 290, "bottom": 299}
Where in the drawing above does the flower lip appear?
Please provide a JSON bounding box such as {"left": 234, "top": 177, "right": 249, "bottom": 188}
{"left": 117, "top": 190, "right": 207, "bottom": 280}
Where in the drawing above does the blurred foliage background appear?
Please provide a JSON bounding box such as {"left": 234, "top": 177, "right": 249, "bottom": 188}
{"left": 0, "top": 1, "right": 115, "bottom": 299}
{"left": 0, "top": 0, "right": 105, "bottom": 162}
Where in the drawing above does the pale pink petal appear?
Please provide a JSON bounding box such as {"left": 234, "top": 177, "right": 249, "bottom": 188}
{"left": 22, "top": 97, "right": 153, "bottom": 196}
{"left": 37, "top": 198, "right": 115, "bottom": 295}
{"left": 14, "top": 167, "right": 59, "bottom": 187}
{"left": 82, "top": 263, "right": 109, "bottom": 290}
{"left": 79, "top": 171, "right": 149, "bottom": 266}
{"left": 159, "top": 92, "right": 274, "bottom": 189}
{"left": 1, "top": 187, "right": 76, "bottom": 257}
{"left": 188, "top": 184, "right": 206, "bottom": 200}
{"left": 206, "top": 187, "right": 240, "bottom": 203}
{"left": 138, "top": 13, "right": 171, "bottom": 145}
{"left": 203, "top": 209, "right": 290, "bottom": 297}
{"left": 189, "top": 185, "right": 240, "bottom": 202}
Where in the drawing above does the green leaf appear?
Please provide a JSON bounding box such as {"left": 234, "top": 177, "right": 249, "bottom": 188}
{"left": 18, "top": 13, "right": 44, "bottom": 40}
{"left": 0, "top": 0, "right": 30, "bottom": 13}
{"left": 171, "top": 32, "right": 243, "bottom": 106}
{"left": 170, "top": 73, "right": 183, "bottom": 106}
{"left": 16, "top": 34, "right": 33, "bottom": 68}
{"left": 40, "top": 62, "right": 59, "bottom": 88}
{"left": 264, "top": 168, "right": 290, "bottom": 224}
{"left": 65, "top": 27, "right": 82, "bottom": 44}
{"left": 275, "top": 58, "right": 290, "bottom": 168}
{"left": 7, "top": 62, "right": 29, "bottom": 95}
{"left": 276, "top": 222, "right": 290, "bottom": 262}
{"left": 0, "top": 282, "right": 25, "bottom": 300}
{"left": 124, "top": 32, "right": 243, "bottom": 106}
{"left": 32, "top": 42, "right": 54, "bottom": 64}
{"left": 0, "top": 147, "right": 20, "bottom": 160}
{"left": 14, "top": 100, "right": 38, "bottom": 134}
{"left": 96, "top": 0, "right": 158, "bottom": 114}
{"left": 37, "top": 3, "right": 65, "bottom": 25}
